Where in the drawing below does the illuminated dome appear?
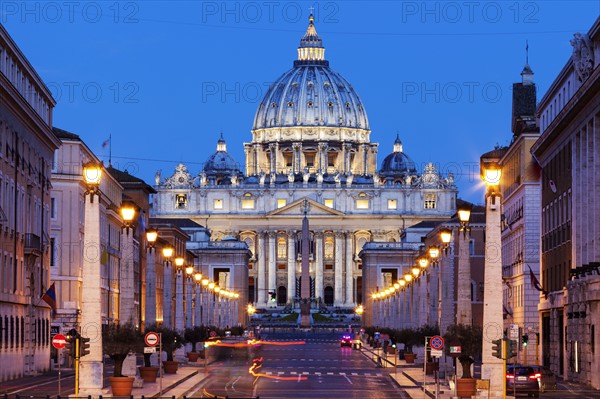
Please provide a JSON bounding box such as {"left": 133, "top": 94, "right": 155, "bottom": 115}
{"left": 252, "top": 15, "right": 369, "bottom": 133}
{"left": 379, "top": 135, "right": 417, "bottom": 177}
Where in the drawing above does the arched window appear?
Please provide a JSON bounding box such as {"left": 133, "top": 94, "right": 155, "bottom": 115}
{"left": 277, "top": 236, "right": 287, "bottom": 259}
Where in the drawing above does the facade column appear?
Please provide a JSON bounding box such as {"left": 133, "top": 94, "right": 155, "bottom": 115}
{"left": 457, "top": 231, "right": 472, "bottom": 325}
{"left": 292, "top": 142, "right": 302, "bottom": 174}
{"left": 194, "top": 283, "right": 201, "bottom": 327}
{"left": 163, "top": 261, "right": 173, "bottom": 328}
{"left": 287, "top": 230, "right": 296, "bottom": 306}
{"left": 268, "top": 231, "right": 277, "bottom": 305}
{"left": 253, "top": 144, "right": 260, "bottom": 175}
{"left": 315, "top": 232, "right": 323, "bottom": 305}
{"left": 120, "top": 230, "right": 136, "bottom": 324}
{"left": 244, "top": 144, "right": 252, "bottom": 176}
{"left": 269, "top": 143, "right": 276, "bottom": 175}
{"left": 345, "top": 232, "right": 354, "bottom": 305}
{"left": 334, "top": 231, "right": 344, "bottom": 306}
{"left": 344, "top": 143, "right": 352, "bottom": 174}
{"left": 257, "top": 232, "right": 266, "bottom": 306}
{"left": 361, "top": 144, "right": 369, "bottom": 175}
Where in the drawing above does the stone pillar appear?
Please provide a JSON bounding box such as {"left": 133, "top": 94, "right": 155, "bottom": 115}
{"left": 257, "top": 232, "right": 266, "bottom": 306}
{"left": 481, "top": 194, "right": 505, "bottom": 398}
{"left": 268, "top": 231, "right": 277, "bottom": 306}
{"left": 287, "top": 231, "right": 296, "bottom": 305}
{"left": 457, "top": 230, "right": 472, "bottom": 325}
{"left": 79, "top": 194, "right": 103, "bottom": 397}
{"left": 194, "top": 283, "right": 201, "bottom": 327}
{"left": 185, "top": 276, "right": 193, "bottom": 328}
{"left": 318, "top": 142, "right": 328, "bottom": 172}
{"left": 269, "top": 143, "right": 276, "bottom": 175}
{"left": 344, "top": 143, "right": 353, "bottom": 174}
{"left": 440, "top": 245, "right": 455, "bottom": 335}
{"left": 244, "top": 143, "right": 252, "bottom": 176}
{"left": 163, "top": 260, "right": 173, "bottom": 328}
{"left": 315, "top": 232, "right": 323, "bottom": 304}
{"left": 345, "top": 232, "right": 354, "bottom": 305}
{"left": 120, "top": 230, "right": 136, "bottom": 324}
{"left": 362, "top": 144, "right": 369, "bottom": 175}
{"left": 145, "top": 248, "right": 157, "bottom": 326}
{"left": 292, "top": 142, "right": 302, "bottom": 174}
{"left": 253, "top": 144, "right": 260, "bottom": 175}
{"left": 175, "top": 269, "right": 185, "bottom": 331}
{"left": 334, "top": 231, "right": 344, "bottom": 306}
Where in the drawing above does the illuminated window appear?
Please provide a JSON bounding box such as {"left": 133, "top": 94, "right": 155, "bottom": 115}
{"left": 324, "top": 236, "right": 334, "bottom": 259}
{"left": 356, "top": 199, "right": 369, "bottom": 209}
{"left": 213, "top": 199, "right": 223, "bottom": 209}
{"left": 277, "top": 199, "right": 287, "bottom": 208}
{"left": 241, "top": 193, "right": 255, "bottom": 209}
{"left": 424, "top": 193, "right": 436, "bottom": 209}
{"left": 175, "top": 194, "right": 187, "bottom": 209}
{"left": 277, "top": 237, "right": 287, "bottom": 259}
{"left": 324, "top": 199, "right": 334, "bottom": 208}
{"left": 387, "top": 199, "right": 397, "bottom": 210}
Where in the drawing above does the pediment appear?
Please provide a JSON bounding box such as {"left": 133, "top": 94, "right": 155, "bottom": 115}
{"left": 269, "top": 197, "right": 344, "bottom": 217}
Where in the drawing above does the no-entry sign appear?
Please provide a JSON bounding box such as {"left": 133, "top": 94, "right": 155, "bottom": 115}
{"left": 52, "top": 334, "right": 67, "bottom": 349}
{"left": 145, "top": 332, "right": 159, "bottom": 347}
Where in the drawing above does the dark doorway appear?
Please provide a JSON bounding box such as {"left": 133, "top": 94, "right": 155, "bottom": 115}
{"left": 248, "top": 277, "right": 255, "bottom": 303}
{"left": 324, "top": 286, "right": 334, "bottom": 306}
{"left": 277, "top": 286, "right": 287, "bottom": 306}
{"left": 356, "top": 276, "right": 363, "bottom": 305}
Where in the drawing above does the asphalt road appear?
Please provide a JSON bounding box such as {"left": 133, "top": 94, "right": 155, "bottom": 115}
{"left": 193, "top": 331, "right": 409, "bottom": 398}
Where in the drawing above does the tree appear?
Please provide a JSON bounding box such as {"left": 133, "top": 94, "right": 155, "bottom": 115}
{"left": 154, "top": 325, "right": 183, "bottom": 362}
{"left": 102, "top": 322, "right": 140, "bottom": 377}
{"left": 184, "top": 325, "right": 208, "bottom": 353}
{"left": 443, "top": 324, "right": 483, "bottom": 379}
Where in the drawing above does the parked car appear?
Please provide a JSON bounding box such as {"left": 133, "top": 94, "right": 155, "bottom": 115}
{"left": 506, "top": 365, "right": 540, "bottom": 397}
{"left": 340, "top": 334, "right": 352, "bottom": 348}
{"left": 530, "top": 365, "right": 558, "bottom": 392}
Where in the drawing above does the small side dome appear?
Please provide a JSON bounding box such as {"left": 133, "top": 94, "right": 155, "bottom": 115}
{"left": 202, "top": 134, "right": 241, "bottom": 175}
{"left": 379, "top": 134, "right": 417, "bottom": 176}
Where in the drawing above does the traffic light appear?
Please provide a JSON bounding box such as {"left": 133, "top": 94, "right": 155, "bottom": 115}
{"left": 522, "top": 334, "right": 529, "bottom": 347}
{"left": 506, "top": 339, "right": 517, "bottom": 359}
{"left": 491, "top": 339, "right": 502, "bottom": 359}
{"left": 66, "top": 328, "right": 79, "bottom": 359}
{"left": 79, "top": 337, "right": 91, "bottom": 357}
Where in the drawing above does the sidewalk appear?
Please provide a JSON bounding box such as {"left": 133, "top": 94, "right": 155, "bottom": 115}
{"left": 129, "top": 364, "right": 209, "bottom": 398}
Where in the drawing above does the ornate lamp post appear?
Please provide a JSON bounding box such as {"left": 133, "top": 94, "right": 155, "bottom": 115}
{"left": 185, "top": 265, "right": 194, "bottom": 328}
{"left": 480, "top": 158, "right": 505, "bottom": 398}
{"left": 79, "top": 161, "right": 103, "bottom": 396}
{"left": 174, "top": 257, "right": 185, "bottom": 331}
{"left": 162, "top": 246, "right": 174, "bottom": 328}
{"left": 145, "top": 229, "right": 158, "bottom": 327}
{"left": 456, "top": 202, "right": 473, "bottom": 326}
{"left": 120, "top": 201, "right": 138, "bottom": 325}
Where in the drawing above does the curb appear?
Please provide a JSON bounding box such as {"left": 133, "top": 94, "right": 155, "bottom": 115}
{"left": 149, "top": 369, "right": 199, "bottom": 398}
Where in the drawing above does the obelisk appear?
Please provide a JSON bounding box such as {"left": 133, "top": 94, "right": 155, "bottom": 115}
{"left": 300, "top": 199, "right": 312, "bottom": 328}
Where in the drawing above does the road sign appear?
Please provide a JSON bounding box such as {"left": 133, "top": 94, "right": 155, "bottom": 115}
{"left": 509, "top": 324, "right": 519, "bottom": 340}
{"left": 431, "top": 349, "right": 443, "bottom": 357}
{"left": 52, "top": 333, "right": 67, "bottom": 349}
{"left": 430, "top": 335, "right": 444, "bottom": 350}
{"left": 449, "top": 345, "right": 461, "bottom": 357}
{"left": 144, "top": 346, "right": 156, "bottom": 353}
{"left": 209, "top": 330, "right": 217, "bottom": 337}
{"left": 145, "top": 332, "right": 159, "bottom": 347}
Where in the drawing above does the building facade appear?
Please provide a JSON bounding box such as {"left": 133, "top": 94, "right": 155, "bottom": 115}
{"left": 532, "top": 16, "right": 600, "bottom": 387}
{"left": 152, "top": 15, "right": 457, "bottom": 309}
{"left": 0, "top": 23, "right": 60, "bottom": 381}
{"left": 499, "top": 61, "right": 542, "bottom": 365}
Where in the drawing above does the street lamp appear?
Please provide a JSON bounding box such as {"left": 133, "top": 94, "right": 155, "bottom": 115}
{"left": 162, "top": 246, "right": 174, "bottom": 328}
{"left": 120, "top": 202, "right": 138, "bottom": 324}
{"left": 429, "top": 246, "right": 440, "bottom": 264}
{"left": 480, "top": 158, "right": 505, "bottom": 398}
{"left": 79, "top": 161, "right": 103, "bottom": 396}
{"left": 175, "top": 257, "right": 184, "bottom": 273}
{"left": 456, "top": 202, "right": 473, "bottom": 326}
{"left": 440, "top": 228, "right": 452, "bottom": 254}
{"left": 145, "top": 229, "right": 159, "bottom": 327}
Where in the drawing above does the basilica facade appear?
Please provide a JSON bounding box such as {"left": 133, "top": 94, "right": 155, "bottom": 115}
{"left": 152, "top": 15, "right": 457, "bottom": 309}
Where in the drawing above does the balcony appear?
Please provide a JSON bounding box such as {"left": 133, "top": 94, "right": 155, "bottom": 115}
{"left": 24, "top": 233, "right": 42, "bottom": 258}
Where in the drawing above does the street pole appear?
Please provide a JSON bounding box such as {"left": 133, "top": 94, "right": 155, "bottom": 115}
{"left": 58, "top": 349, "right": 61, "bottom": 396}
{"left": 159, "top": 333, "right": 163, "bottom": 397}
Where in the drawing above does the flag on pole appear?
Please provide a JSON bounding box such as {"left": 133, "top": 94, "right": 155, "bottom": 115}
{"left": 41, "top": 283, "right": 57, "bottom": 311}
{"left": 102, "top": 138, "right": 110, "bottom": 148}
{"left": 528, "top": 265, "right": 548, "bottom": 299}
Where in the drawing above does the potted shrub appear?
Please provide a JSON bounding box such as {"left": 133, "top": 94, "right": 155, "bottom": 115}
{"left": 395, "top": 328, "right": 417, "bottom": 363}
{"left": 184, "top": 325, "right": 208, "bottom": 362}
{"left": 103, "top": 322, "right": 140, "bottom": 396}
{"left": 139, "top": 324, "right": 159, "bottom": 382}
{"left": 155, "top": 325, "right": 183, "bottom": 374}
{"left": 443, "top": 324, "right": 483, "bottom": 398}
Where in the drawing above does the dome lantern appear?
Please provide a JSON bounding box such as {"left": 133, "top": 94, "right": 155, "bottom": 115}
{"left": 297, "top": 14, "right": 326, "bottom": 64}
{"left": 393, "top": 134, "right": 403, "bottom": 153}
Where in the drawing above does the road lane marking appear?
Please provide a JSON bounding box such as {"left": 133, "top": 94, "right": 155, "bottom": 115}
{"left": 343, "top": 374, "right": 353, "bottom": 384}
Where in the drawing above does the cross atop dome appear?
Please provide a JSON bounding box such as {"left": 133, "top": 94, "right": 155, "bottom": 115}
{"left": 297, "top": 13, "right": 326, "bottom": 63}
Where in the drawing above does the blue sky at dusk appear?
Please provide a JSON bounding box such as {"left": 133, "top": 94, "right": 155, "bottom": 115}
{"left": 2, "top": 1, "right": 598, "bottom": 204}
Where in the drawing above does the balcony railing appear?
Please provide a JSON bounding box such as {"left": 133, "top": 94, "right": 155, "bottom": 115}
{"left": 24, "top": 233, "right": 42, "bottom": 257}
